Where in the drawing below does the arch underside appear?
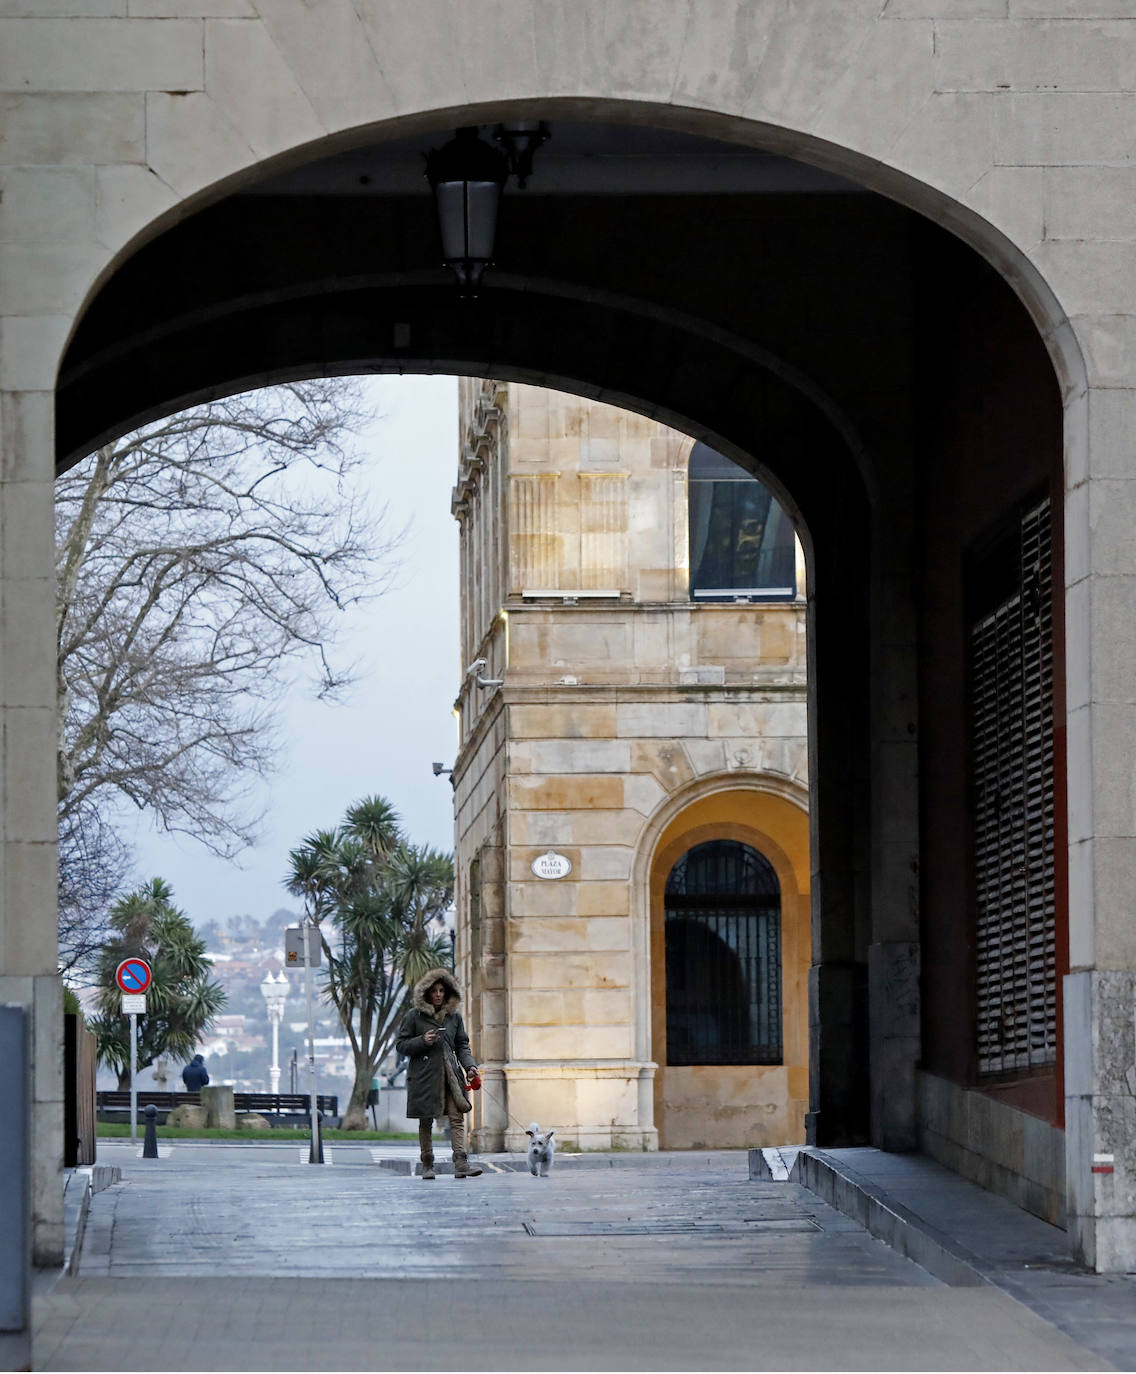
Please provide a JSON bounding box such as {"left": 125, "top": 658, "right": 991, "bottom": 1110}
{"left": 57, "top": 119, "right": 1066, "bottom": 1155}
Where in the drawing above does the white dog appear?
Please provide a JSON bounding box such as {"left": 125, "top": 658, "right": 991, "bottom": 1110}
{"left": 525, "top": 1123, "right": 555, "bottom": 1177}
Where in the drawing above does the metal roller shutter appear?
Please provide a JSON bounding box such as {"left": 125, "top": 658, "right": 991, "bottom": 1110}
{"left": 970, "top": 499, "right": 1056, "bottom": 1077}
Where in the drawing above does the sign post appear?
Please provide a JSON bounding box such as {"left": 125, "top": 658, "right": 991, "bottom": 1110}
{"left": 286, "top": 926, "right": 323, "bottom": 1164}
{"left": 129, "top": 1016, "right": 137, "bottom": 1143}
{"left": 115, "top": 959, "right": 152, "bottom": 1144}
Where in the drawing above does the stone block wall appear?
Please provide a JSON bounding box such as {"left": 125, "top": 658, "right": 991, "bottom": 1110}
{"left": 6, "top": 0, "right": 1135, "bottom": 1267}
{"left": 457, "top": 662, "right": 809, "bottom": 1150}
{"left": 453, "top": 381, "right": 809, "bottom": 1152}
{"left": 916, "top": 1070, "right": 1066, "bottom": 1227}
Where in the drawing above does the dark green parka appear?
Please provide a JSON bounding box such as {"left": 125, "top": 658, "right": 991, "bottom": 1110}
{"left": 395, "top": 967, "right": 478, "bottom": 1120}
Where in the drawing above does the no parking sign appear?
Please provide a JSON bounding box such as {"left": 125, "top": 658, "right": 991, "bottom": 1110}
{"left": 115, "top": 958, "right": 152, "bottom": 994}
{"left": 116, "top": 958, "right": 152, "bottom": 1144}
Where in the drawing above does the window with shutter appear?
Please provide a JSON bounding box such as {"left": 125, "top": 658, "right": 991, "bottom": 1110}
{"left": 969, "top": 499, "right": 1056, "bottom": 1078}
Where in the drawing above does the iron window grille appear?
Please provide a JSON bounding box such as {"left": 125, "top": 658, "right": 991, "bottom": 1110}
{"left": 664, "top": 839, "right": 783, "bottom": 1066}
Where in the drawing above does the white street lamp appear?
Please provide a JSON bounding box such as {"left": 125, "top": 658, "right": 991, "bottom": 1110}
{"left": 260, "top": 970, "right": 289, "bottom": 1095}
{"left": 425, "top": 127, "right": 508, "bottom": 297}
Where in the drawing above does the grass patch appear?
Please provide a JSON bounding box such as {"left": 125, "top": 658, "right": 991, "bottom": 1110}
{"left": 96, "top": 1123, "right": 417, "bottom": 1143}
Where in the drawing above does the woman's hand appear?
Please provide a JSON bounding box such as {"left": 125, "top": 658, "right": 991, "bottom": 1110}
{"left": 424, "top": 1028, "right": 440, "bottom": 1046}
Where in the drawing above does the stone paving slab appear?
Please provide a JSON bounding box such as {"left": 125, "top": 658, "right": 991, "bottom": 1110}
{"left": 30, "top": 1145, "right": 1112, "bottom": 1371}
{"left": 34, "top": 1276, "right": 1109, "bottom": 1372}
{"left": 74, "top": 1147, "right": 921, "bottom": 1286}
{"left": 764, "top": 1147, "right": 1136, "bottom": 1372}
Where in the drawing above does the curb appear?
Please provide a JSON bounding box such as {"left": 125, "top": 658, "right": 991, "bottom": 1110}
{"left": 63, "top": 1164, "right": 122, "bottom": 1277}
{"left": 750, "top": 1146, "right": 988, "bottom": 1288}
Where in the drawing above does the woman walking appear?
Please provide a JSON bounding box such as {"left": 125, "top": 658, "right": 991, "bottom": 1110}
{"left": 396, "top": 967, "right": 482, "bottom": 1179}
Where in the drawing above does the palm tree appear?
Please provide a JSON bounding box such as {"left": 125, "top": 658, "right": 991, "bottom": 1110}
{"left": 284, "top": 796, "right": 454, "bottom": 1129}
{"left": 343, "top": 795, "right": 401, "bottom": 864}
{"left": 385, "top": 843, "right": 457, "bottom": 988}
{"left": 90, "top": 878, "right": 226, "bottom": 1089}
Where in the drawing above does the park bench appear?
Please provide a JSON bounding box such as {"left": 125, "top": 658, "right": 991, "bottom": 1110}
{"left": 96, "top": 1089, "right": 338, "bottom": 1124}
{"left": 234, "top": 1091, "right": 338, "bottom": 1116}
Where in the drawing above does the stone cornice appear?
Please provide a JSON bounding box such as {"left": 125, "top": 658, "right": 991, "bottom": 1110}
{"left": 452, "top": 678, "right": 807, "bottom": 787}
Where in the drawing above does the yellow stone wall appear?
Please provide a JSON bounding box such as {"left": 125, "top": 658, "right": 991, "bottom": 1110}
{"left": 453, "top": 380, "right": 809, "bottom": 1152}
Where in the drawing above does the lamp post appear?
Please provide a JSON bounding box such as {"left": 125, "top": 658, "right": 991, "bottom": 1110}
{"left": 425, "top": 127, "right": 509, "bottom": 296}
{"left": 260, "top": 971, "right": 288, "bottom": 1095}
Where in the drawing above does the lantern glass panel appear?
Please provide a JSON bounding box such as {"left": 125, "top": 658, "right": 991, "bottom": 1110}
{"left": 435, "top": 181, "right": 500, "bottom": 264}
{"left": 464, "top": 181, "right": 500, "bottom": 261}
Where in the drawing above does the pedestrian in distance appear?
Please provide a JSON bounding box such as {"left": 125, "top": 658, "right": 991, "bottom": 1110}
{"left": 181, "top": 1054, "right": 210, "bottom": 1091}
{"left": 396, "top": 967, "right": 483, "bottom": 1179}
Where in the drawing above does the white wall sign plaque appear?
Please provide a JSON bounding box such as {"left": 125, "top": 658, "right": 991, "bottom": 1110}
{"left": 531, "top": 850, "right": 572, "bottom": 880}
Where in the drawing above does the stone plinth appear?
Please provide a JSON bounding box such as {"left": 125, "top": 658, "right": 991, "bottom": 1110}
{"left": 200, "top": 1085, "right": 235, "bottom": 1130}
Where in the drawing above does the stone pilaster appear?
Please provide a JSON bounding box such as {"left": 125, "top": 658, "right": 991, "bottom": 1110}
{"left": 1064, "top": 970, "right": 1136, "bottom": 1271}
{"left": 1, "top": 383, "right": 62, "bottom": 1268}
{"left": 868, "top": 942, "right": 920, "bottom": 1152}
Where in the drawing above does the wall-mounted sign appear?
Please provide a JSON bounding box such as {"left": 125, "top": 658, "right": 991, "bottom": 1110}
{"left": 531, "top": 850, "right": 572, "bottom": 880}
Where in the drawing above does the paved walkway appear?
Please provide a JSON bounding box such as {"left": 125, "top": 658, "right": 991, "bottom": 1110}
{"left": 814, "top": 1148, "right": 1136, "bottom": 1372}
{"left": 31, "top": 1142, "right": 1116, "bottom": 1371}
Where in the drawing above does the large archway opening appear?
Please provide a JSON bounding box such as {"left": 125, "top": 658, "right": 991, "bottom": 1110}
{"left": 55, "top": 109, "right": 1067, "bottom": 1193}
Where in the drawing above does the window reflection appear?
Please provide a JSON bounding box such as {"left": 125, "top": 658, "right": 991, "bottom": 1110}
{"left": 688, "top": 443, "right": 796, "bottom": 600}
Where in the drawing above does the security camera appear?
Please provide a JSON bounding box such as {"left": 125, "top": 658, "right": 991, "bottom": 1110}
{"left": 465, "top": 657, "right": 504, "bottom": 689}
{"left": 432, "top": 761, "right": 448, "bottom": 776}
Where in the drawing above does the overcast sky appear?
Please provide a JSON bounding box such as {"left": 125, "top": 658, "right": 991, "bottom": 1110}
{"left": 127, "top": 374, "right": 462, "bottom": 929}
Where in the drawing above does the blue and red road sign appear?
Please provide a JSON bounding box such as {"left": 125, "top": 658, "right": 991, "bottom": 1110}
{"left": 115, "top": 958, "right": 152, "bottom": 994}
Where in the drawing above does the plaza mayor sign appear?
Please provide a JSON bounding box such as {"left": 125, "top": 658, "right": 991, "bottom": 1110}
{"left": 531, "top": 849, "right": 572, "bottom": 880}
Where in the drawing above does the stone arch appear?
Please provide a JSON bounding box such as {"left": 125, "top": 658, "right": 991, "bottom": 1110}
{"left": 60, "top": 93, "right": 1086, "bottom": 414}
{"left": 6, "top": 7, "right": 1115, "bottom": 1267}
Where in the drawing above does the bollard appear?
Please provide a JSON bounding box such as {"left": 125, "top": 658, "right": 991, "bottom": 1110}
{"left": 142, "top": 1103, "right": 159, "bottom": 1159}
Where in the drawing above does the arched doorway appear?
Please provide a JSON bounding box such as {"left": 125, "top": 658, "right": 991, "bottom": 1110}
{"left": 54, "top": 112, "right": 1066, "bottom": 1169}
{"left": 3, "top": 53, "right": 1104, "bottom": 1263}
{"left": 57, "top": 117, "right": 888, "bottom": 1159}
{"left": 647, "top": 786, "right": 810, "bottom": 1150}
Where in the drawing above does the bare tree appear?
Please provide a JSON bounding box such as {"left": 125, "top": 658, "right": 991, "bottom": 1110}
{"left": 57, "top": 799, "right": 130, "bottom": 981}
{"left": 56, "top": 379, "right": 400, "bottom": 962}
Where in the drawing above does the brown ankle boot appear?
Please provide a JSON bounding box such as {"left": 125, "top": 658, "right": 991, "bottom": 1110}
{"left": 420, "top": 1155, "right": 436, "bottom": 1180}
{"left": 453, "top": 1153, "right": 482, "bottom": 1179}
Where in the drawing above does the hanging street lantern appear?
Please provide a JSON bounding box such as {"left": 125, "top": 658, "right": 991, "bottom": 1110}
{"left": 425, "top": 127, "right": 509, "bottom": 297}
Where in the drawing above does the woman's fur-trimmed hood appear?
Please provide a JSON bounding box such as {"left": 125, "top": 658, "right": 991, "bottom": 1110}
{"left": 412, "top": 966, "right": 462, "bottom": 1020}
